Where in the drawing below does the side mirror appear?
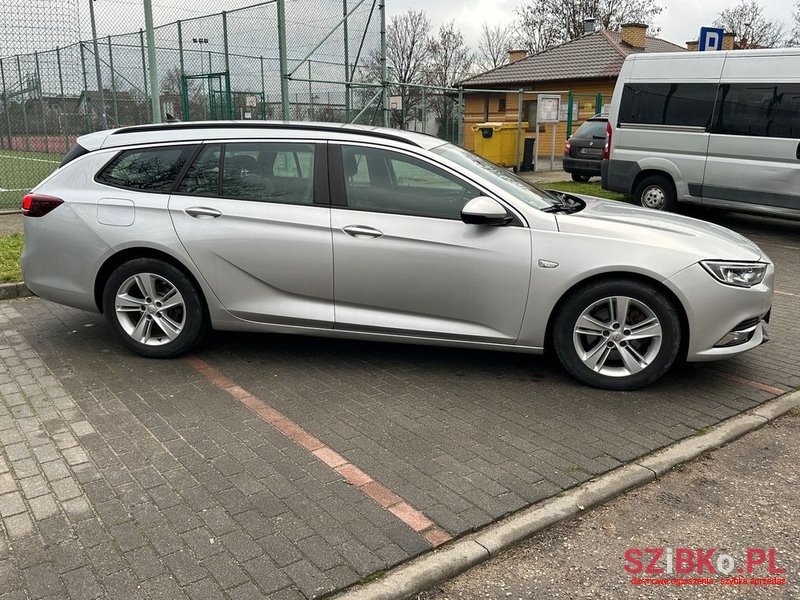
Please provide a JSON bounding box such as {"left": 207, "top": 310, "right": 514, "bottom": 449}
{"left": 461, "top": 197, "right": 511, "bottom": 226}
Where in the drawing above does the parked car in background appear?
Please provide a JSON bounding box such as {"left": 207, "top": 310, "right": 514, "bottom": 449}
{"left": 22, "top": 122, "right": 773, "bottom": 390}
{"left": 563, "top": 115, "right": 607, "bottom": 182}
{"left": 602, "top": 48, "right": 800, "bottom": 217}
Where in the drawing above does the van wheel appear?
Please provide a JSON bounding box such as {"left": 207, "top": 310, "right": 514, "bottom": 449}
{"left": 571, "top": 173, "right": 591, "bottom": 182}
{"left": 634, "top": 175, "right": 676, "bottom": 211}
{"left": 102, "top": 258, "right": 207, "bottom": 358}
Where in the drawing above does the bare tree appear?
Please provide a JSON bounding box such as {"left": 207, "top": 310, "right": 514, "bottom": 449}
{"left": 476, "top": 22, "right": 517, "bottom": 71}
{"left": 427, "top": 21, "right": 473, "bottom": 138}
{"left": 713, "top": 0, "right": 786, "bottom": 48}
{"left": 515, "top": 0, "right": 663, "bottom": 53}
{"left": 790, "top": 1, "right": 800, "bottom": 46}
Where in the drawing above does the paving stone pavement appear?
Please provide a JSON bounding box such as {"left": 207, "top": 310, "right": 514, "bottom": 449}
{"left": 0, "top": 211, "right": 798, "bottom": 599}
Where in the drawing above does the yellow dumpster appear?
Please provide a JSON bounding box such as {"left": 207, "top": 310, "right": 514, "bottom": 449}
{"left": 471, "top": 122, "right": 529, "bottom": 168}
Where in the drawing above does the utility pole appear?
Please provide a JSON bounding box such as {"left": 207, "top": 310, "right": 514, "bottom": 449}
{"left": 88, "top": 0, "right": 108, "bottom": 129}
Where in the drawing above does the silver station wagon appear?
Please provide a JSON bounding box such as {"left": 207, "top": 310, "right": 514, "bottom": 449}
{"left": 21, "top": 122, "right": 773, "bottom": 390}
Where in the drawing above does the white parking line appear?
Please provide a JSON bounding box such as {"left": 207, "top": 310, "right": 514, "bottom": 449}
{"left": 0, "top": 154, "right": 61, "bottom": 164}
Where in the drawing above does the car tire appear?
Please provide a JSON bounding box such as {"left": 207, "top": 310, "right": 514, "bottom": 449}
{"left": 102, "top": 258, "right": 208, "bottom": 358}
{"left": 553, "top": 279, "right": 682, "bottom": 390}
{"left": 634, "top": 175, "right": 677, "bottom": 211}
{"left": 571, "top": 172, "right": 591, "bottom": 182}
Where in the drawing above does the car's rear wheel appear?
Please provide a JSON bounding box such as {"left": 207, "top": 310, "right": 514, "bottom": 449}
{"left": 634, "top": 175, "right": 676, "bottom": 211}
{"left": 553, "top": 280, "right": 681, "bottom": 390}
{"left": 571, "top": 172, "right": 591, "bottom": 182}
{"left": 103, "top": 258, "right": 207, "bottom": 358}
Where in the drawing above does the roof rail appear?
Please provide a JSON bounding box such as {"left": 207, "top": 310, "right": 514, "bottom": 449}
{"left": 110, "top": 121, "right": 425, "bottom": 147}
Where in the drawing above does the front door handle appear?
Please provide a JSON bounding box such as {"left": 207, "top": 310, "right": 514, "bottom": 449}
{"left": 185, "top": 207, "right": 222, "bottom": 219}
{"left": 342, "top": 225, "right": 383, "bottom": 239}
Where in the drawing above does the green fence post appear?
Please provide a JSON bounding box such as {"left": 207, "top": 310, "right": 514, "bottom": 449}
{"left": 56, "top": 47, "right": 69, "bottom": 151}
{"left": 566, "top": 91, "right": 573, "bottom": 138}
{"left": 0, "top": 58, "right": 12, "bottom": 148}
{"left": 457, "top": 86, "right": 464, "bottom": 147}
{"left": 595, "top": 92, "right": 602, "bottom": 115}
{"left": 421, "top": 89, "right": 426, "bottom": 133}
{"left": 34, "top": 51, "right": 49, "bottom": 153}
{"left": 16, "top": 55, "right": 30, "bottom": 151}
{"left": 277, "top": 0, "right": 289, "bottom": 120}
{"left": 515, "top": 88, "right": 523, "bottom": 172}
{"left": 308, "top": 61, "right": 313, "bottom": 120}
{"left": 222, "top": 11, "right": 232, "bottom": 119}
{"left": 379, "top": 0, "right": 388, "bottom": 127}
{"left": 107, "top": 37, "right": 119, "bottom": 126}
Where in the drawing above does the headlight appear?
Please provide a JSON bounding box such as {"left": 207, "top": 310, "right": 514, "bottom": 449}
{"left": 700, "top": 261, "right": 767, "bottom": 288}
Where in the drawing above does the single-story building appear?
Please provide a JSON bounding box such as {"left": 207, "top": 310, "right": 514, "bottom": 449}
{"left": 460, "top": 23, "right": 685, "bottom": 158}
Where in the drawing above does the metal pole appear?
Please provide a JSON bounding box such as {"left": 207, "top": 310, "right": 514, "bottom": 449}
{"left": 139, "top": 29, "right": 149, "bottom": 101}
{"left": 422, "top": 89, "right": 426, "bottom": 133}
{"left": 56, "top": 48, "right": 69, "bottom": 151}
{"left": 16, "top": 56, "right": 30, "bottom": 152}
{"left": 260, "top": 56, "right": 266, "bottom": 119}
{"left": 379, "top": 0, "right": 388, "bottom": 127}
{"left": 222, "top": 11, "right": 232, "bottom": 119}
{"left": 277, "top": 0, "right": 289, "bottom": 120}
{"left": 0, "top": 58, "right": 12, "bottom": 148}
{"left": 457, "top": 86, "right": 464, "bottom": 147}
{"left": 34, "top": 52, "right": 49, "bottom": 153}
{"left": 515, "top": 88, "right": 523, "bottom": 172}
{"left": 178, "top": 20, "right": 188, "bottom": 120}
{"left": 399, "top": 83, "right": 404, "bottom": 129}
{"left": 143, "top": 0, "right": 161, "bottom": 123}
{"left": 107, "top": 36, "right": 119, "bottom": 126}
{"left": 566, "top": 91, "right": 573, "bottom": 138}
{"left": 88, "top": 0, "right": 108, "bottom": 129}
{"left": 343, "top": 0, "right": 350, "bottom": 121}
{"left": 79, "top": 43, "right": 91, "bottom": 131}
{"left": 308, "top": 61, "right": 313, "bottom": 120}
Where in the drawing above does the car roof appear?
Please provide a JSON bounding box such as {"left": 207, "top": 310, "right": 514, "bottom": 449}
{"left": 77, "top": 120, "right": 447, "bottom": 152}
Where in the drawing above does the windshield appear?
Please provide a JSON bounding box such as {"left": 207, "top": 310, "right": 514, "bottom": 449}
{"left": 432, "top": 144, "right": 560, "bottom": 210}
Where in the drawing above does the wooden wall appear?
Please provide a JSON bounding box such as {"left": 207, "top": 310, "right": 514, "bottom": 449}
{"left": 462, "top": 78, "right": 615, "bottom": 157}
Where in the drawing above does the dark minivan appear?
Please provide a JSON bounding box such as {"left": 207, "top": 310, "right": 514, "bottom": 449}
{"left": 563, "top": 116, "right": 607, "bottom": 182}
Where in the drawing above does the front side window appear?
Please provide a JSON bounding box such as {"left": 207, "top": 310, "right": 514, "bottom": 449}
{"left": 340, "top": 145, "right": 480, "bottom": 219}
{"left": 712, "top": 83, "right": 800, "bottom": 139}
{"left": 619, "top": 83, "right": 717, "bottom": 128}
{"left": 97, "top": 145, "right": 196, "bottom": 192}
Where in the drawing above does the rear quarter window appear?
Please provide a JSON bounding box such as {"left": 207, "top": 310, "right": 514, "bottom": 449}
{"left": 96, "top": 145, "right": 196, "bottom": 192}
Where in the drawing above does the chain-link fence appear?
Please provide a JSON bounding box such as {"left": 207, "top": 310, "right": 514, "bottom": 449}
{"left": 0, "top": 0, "right": 385, "bottom": 209}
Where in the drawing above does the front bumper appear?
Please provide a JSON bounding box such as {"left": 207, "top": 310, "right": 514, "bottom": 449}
{"left": 666, "top": 262, "right": 774, "bottom": 362}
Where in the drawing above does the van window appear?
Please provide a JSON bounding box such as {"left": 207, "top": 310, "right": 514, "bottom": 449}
{"left": 712, "top": 83, "right": 800, "bottom": 139}
{"left": 619, "top": 83, "right": 717, "bottom": 128}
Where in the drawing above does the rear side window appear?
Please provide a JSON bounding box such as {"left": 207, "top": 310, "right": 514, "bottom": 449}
{"left": 60, "top": 143, "right": 89, "bottom": 167}
{"left": 96, "top": 146, "right": 196, "bottom": 192}
{"left": 712, "top": 83, "right": 800, "bottom": 139}
{"left": 619, "top": 83, "right": 717, "bottom": 128}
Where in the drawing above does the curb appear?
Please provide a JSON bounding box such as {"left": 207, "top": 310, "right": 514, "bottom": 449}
{"left": 0, "top": 282, "right": 32, "bottom": 301}
{"left": 336, "top": 389, "right": 800, "bottom": 600}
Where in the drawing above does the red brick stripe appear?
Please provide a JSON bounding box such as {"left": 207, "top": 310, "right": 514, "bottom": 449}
{"left": 716, "top": 371, "right": 786, "bottom": 396}
{"left": 184, "top": 355, "right": 453, "bottom": 547}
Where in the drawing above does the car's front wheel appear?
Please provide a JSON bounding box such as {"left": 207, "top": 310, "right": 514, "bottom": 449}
{"left": 102, "top": 258, "right": 207, "bottom": 358}
{"left": 553, "top": 280, "right": 682, "bottom": 390}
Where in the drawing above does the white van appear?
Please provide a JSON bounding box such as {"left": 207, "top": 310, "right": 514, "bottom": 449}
{"left": 602, "top": 48, "right": 800, "bottom": 217}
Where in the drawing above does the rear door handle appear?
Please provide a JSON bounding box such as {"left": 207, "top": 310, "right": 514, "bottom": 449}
{"left": 342, "top": 225, "right": 383, "bottom": 239}
{"left": 185, "top": 207, "right": 222, "bottom": 219}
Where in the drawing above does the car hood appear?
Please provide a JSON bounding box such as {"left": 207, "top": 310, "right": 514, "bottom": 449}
{"left": 555, "top": 197, "right": 764, "bottom": 262}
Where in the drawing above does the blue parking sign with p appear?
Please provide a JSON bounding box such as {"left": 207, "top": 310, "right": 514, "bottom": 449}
{"left": 699, "top": 27, "right": 725, "bottom": 51}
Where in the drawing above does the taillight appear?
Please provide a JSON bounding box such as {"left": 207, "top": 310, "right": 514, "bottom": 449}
{"left": 564, "top": 138, "right": 571, "bottom": 153}
{"left": 603, "top": 121, "right": 612, "bottom": 160}
{"left": 22, "top": 194, "right": 64, "bottom": 217}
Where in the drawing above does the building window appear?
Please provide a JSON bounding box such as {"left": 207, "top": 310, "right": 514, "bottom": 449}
{"left": 483, "top": 94, "right": 489, "bottom": 121}
{"left": 498, "top": 97, "right": 506, "bottom": 112}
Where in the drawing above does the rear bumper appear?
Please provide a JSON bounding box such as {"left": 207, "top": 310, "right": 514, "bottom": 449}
{"left": 563, "top": 155, "right": 601, "bottom": 174}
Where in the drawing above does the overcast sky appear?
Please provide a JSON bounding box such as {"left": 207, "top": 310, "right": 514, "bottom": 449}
{"left": 389, "top": 0, "right": 796, "bottom": 47}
